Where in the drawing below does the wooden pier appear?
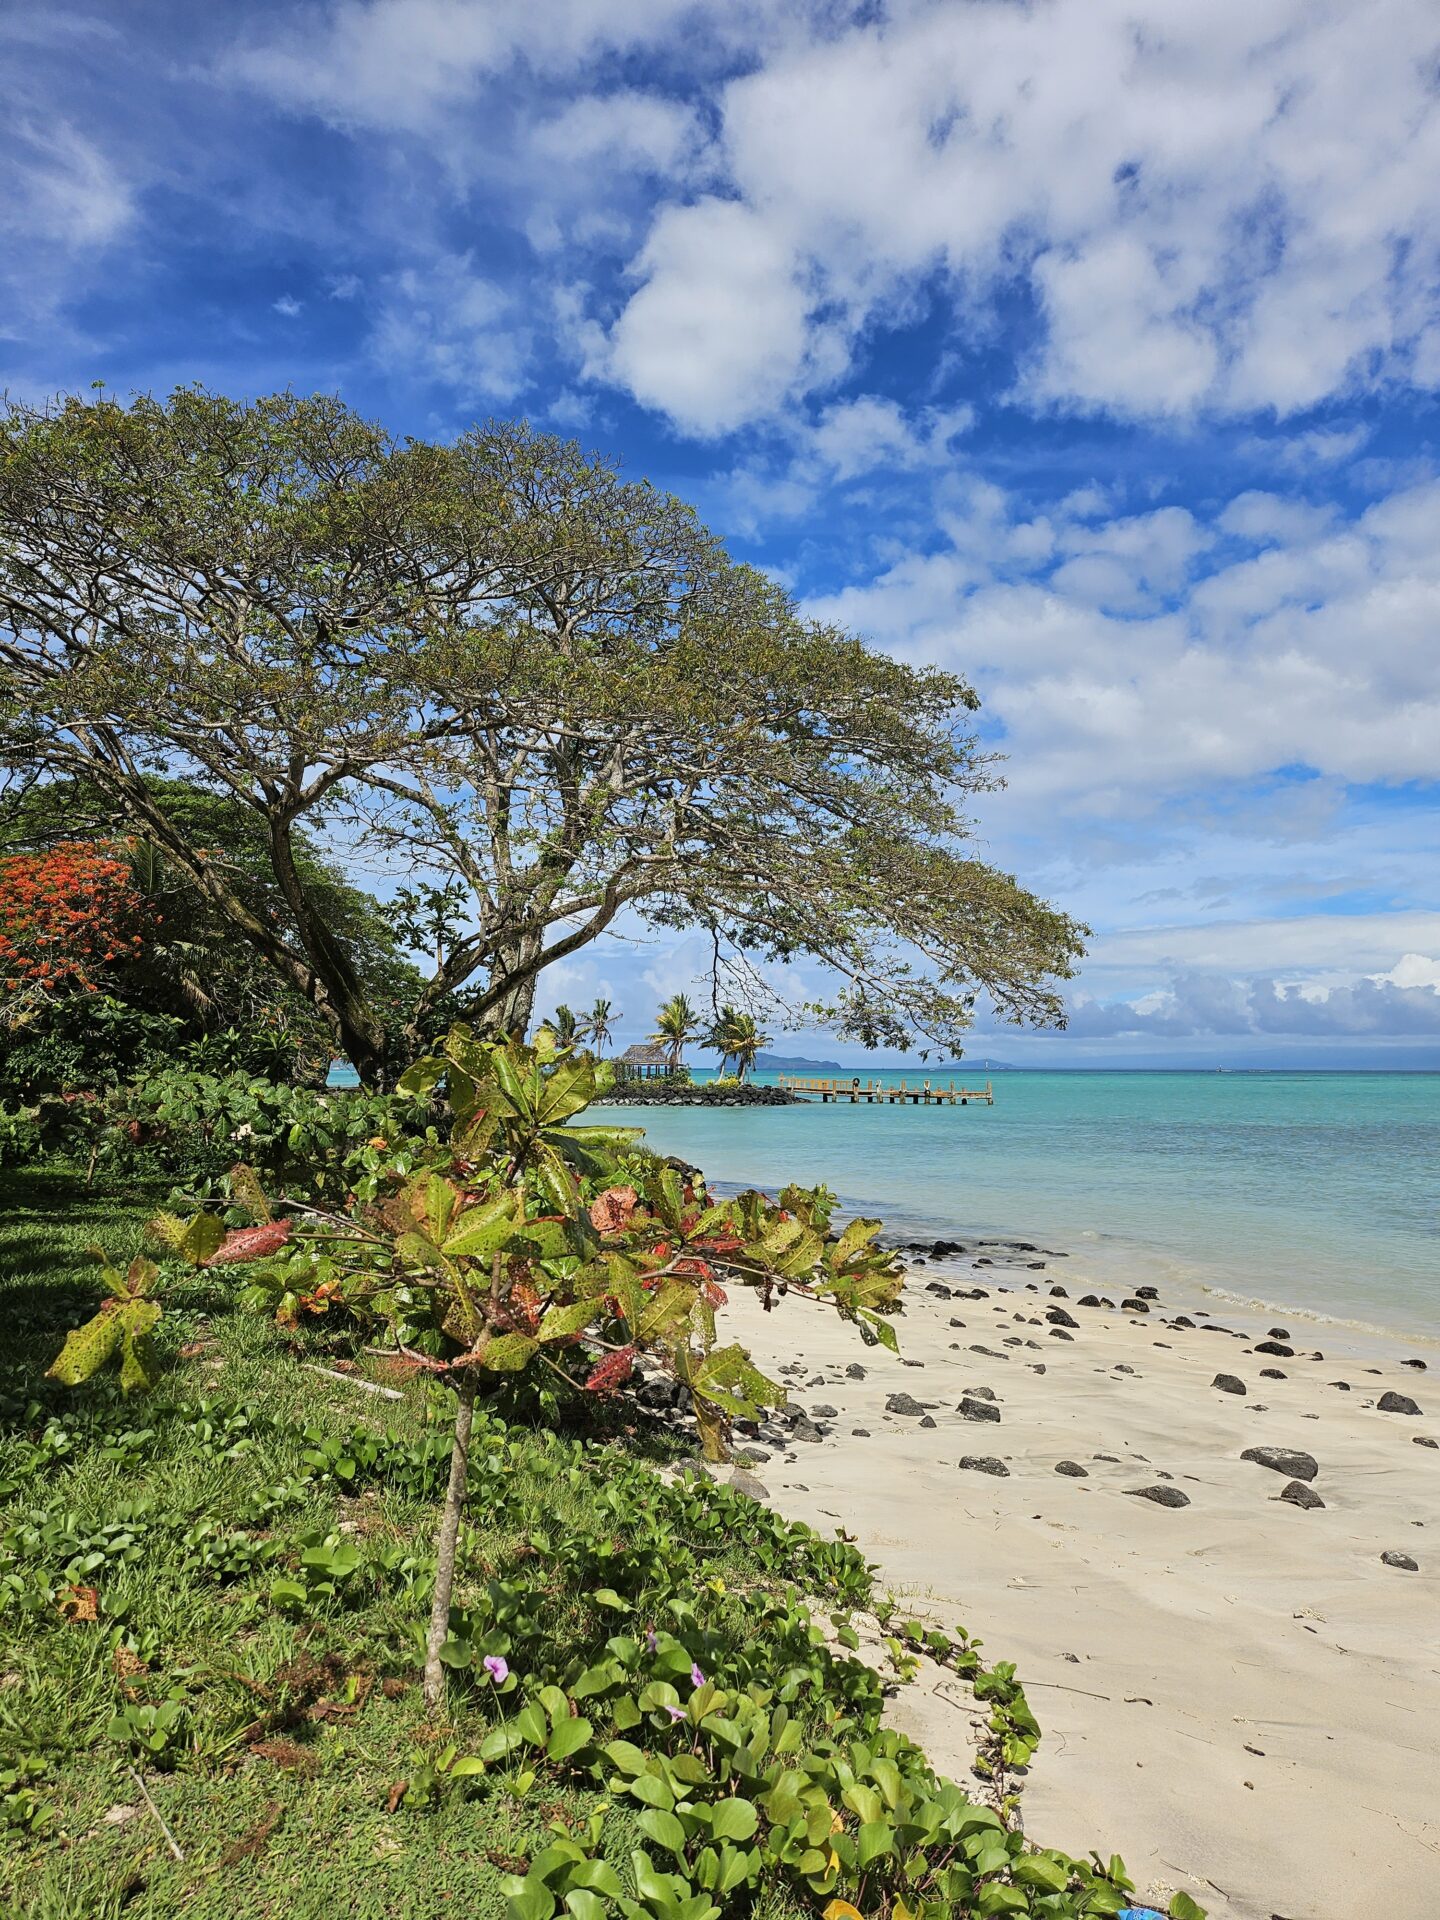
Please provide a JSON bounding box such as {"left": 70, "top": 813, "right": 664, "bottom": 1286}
{"left": 776, "top": 1075, "right": 994, "bottom": 1106}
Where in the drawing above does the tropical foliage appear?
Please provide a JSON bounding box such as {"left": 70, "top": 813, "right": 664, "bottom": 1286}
{"left": 2, "top": 1162, "right": 1200, "bottom": 1920}
{"left": 0, "top": 388, "right": 1084, "bottom": 1083}
{"left": 651, "top": 995, "right": 699, "bottom": 1073}
{"left": 704, "top": 1006, "right": 770, "bottom": 1081}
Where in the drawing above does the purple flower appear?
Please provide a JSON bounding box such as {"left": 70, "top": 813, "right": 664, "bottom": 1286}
{"left": 690, "top": 1663, "right": 705, "bottom": 1688}
{"left": 483, "top": 1655, "right": 509, "bottom": 1684}
{"left": 666, "top": 1705, "right": 685, "bottom": 1722}
{"left": 645, "top": 1629, "right": 658, "bottom": 1654}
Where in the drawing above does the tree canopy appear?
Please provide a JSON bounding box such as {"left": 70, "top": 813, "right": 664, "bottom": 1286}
{"left": 0, "top": 386, "right": 1085, "bottom": 1084}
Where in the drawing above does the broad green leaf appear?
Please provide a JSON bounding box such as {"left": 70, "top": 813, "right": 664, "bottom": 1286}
{"left": 638, "top": 1808, "right": 688, "bottom": 1856}
{"left": 47, "top": 1306, "right": 123, "bottom": 1386}
{"left": 515, "top": 1702, "right": 549, "bottom": 1746}
{"left": 1012, "top": 1854, "right": 1069, "bottom": 1893}
{"left": 563, "top": 1893, "right": 607, "bottom": 1920}
{"left": 709, "top": 1799, "right": 757, "bottom": 1843}
{"left": 546, "top": 1716, "right": 593, "bottom": 1761}
{"left": 537, "top": 1299, "right": 601, "bottom": 1342}
{"left": 506, "top": 1882, "right": 557, "bottom": 1920}
{"left": 442, "top": 1191, "right": 517, "bottom": 1258}
{"left": 479, "top": 1332, "right": 539, "bottom": 1372}
{"left": 856, "top": 1822, "right": 894, "bottom": 1868}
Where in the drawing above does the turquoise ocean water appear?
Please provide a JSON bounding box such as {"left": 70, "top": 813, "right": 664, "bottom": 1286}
{"left": 592, "top": 1071, "right": 1439, "bottom": 1341}
{"left": 329, "top": 1062, "right": 1438, "bottom": 1339}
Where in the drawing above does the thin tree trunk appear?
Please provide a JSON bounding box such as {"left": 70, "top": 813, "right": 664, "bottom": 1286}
{"left": 423, "top": 1374, "right": 476, "bottom": 1712}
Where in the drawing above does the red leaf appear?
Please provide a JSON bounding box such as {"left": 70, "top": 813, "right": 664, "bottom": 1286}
{"left": 588, "top": 1185, "right": 639, "bottom": 1235}
{"left": 204, "top": 1220, "right": 293, "bottom": 1266}
{"left": 583, "top": 1346, "right": 636, "bottom": 1394}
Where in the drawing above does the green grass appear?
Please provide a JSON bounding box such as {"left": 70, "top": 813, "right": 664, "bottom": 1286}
{"left": 1, "top": 1167, "right": 1158, "bottom": 1920}
{"left": 0, "top": 1170, "right": 862, "bottom": 1918}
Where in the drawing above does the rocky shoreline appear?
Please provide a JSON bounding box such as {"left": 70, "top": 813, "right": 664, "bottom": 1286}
{"left": 600, "top": 1082, "right": 799, "bottom": 1106}
{"left": 680, "top": 1227, "right": 1439, "bottom": 1919}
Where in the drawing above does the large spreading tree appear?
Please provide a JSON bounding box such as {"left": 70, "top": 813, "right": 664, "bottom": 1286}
{"left": 0, "top": 386, "right": 1085, "bottom": 1085}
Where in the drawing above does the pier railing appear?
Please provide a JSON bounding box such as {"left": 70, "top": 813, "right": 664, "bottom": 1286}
{"left": 775, "top": 1075, "right": 993, "bottom": 1106}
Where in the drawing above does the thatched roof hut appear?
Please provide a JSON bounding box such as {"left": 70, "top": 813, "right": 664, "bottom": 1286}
{"left": 615, "top": 1042, "right": 672, "bottom": 1079}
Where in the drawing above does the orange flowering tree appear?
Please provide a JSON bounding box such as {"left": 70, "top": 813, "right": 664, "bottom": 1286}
{"left": 0, "top": 840, "right": 152, "bottom": 1016}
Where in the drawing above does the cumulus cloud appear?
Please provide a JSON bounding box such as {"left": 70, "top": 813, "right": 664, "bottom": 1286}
{"left": 1068, "top": 965, "right": 1440, "bottom": 1039}
{"left": 597, "top": 0, "right": 1440, "bottom": 431}
{"left": 803, "top": 473, "right": 1440, "bottom": 809}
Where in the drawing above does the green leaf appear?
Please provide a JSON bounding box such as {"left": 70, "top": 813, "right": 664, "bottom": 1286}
{"left": 480, "top": 1332, "right": 540, "bottom": 1372}
{"left": 1169, "top": 1897, "right": 1207, "bottom": 1920}
{"left": 515, "top": 1703, "right": 549, "bottom": 1746}
{"left": 506, "top": 1882, "right": 557, "bottom": 1920}
{"left": 628, "top": 1774, "right": 675, "bottom": 1812}
{"left": 537, "top": 1299, "right": 602, "bottom": 1342}
{"left": 638, "top": 1808, "right": 689, "bottom": 1856}
{"left": 479, "top": 1724, "right": 527, "bottom": 1762}
{"left": 974, "top": 1886, "right": 1027, "bottom": 1915}
{"left": 47, "top": 1307, "right": 123, "bottom": 1387}
{"left": 546, "top": 1716, "right": 593, "bottom": 1761}
{"left": 442, "top": 1192, "right": 518, "bottom": 1257}
{"left": 568, "top": 1862, "right": 625, "bottom": 1897}
{"left": 708, "top": 1799, "right": 757, "bottom": 1843}
{"left": 603, "top": 1739, "right": 648, "bottom": 1776}
{"left": 1012, "top": 1854, "right": 1070, "bottom": 1893}
{"left": 562, "top": 1892, "right": 607, "bottom": 1920}
{"left": 856, "top": 1822, "right": 894, "bottom": 1868}
{"left": 178, "top": 1212, "right": 225, "bottom": 1265}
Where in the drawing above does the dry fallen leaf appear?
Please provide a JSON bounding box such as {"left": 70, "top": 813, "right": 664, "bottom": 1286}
{"left": 58, "top": 1584, "right": 99, "bottom": 1623}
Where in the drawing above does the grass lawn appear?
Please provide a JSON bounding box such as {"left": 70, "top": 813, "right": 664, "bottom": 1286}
{"left": 1, "top": 1167, "right": 1146, "bottom": 1920}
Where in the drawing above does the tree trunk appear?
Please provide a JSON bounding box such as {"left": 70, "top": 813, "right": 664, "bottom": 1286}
{"left": 423, "top": 1375, "right": 476, "bottom": 1713}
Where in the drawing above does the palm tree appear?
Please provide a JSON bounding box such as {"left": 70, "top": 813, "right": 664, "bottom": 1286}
{"left": 542, "top": 1004, "right": 581, "bottom": 1050}
{"left": 651, "top": 993, "right": 698, "bottom": 1073}
{"left": 708, "top": 1005, "right": 770, "bottom": 1082}
{"left": 585, "top": 997, "right": 616, "bottom": 1055}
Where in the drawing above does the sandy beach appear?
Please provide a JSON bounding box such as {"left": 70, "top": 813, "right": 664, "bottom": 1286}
{"left": 716, "top": 1238, "right": 1440, "bottom": 1920}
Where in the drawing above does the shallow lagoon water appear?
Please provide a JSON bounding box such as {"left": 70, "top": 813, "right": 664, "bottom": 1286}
{"left": 593, "top": 1071, "right": 1439, "bottom": 1342}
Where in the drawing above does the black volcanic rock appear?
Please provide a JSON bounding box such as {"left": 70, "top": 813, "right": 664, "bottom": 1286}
{"left": 1241, "top": 1445, "right": 1319, "bottom": 1482}
{"left": 958, "top": 1396, "right": 1002, "bottom": 1423}
{"left": 1125, "top": 1486, "right": 1191, "bottom": 1508}
{"left": 1213, "top": 1374, "right": 1246, "bottom": 1395}
{"left": 1279, "top": 1480, "right": 1324, "bottom": 1510}
{"left": 1378, "top": 1391, "right": 1422, "bottom": 1416}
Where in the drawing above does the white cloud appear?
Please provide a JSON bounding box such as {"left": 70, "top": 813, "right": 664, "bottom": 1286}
{"left": 227, "top": 0, "right": 710, "bottom": 134}
{"left": 369, "top": 254, "right": 529, "bottom": 399}
{"left": 0, "top": 115, "right": 133, "bottom": 334}
{"left": 804, "top": 473, "right": 1440, "bottom": 811}
{"left": 597, "top": 0, "right": 1440, "bottom": 431}
{"left": 608, "top": 198, "right": 825, "bottom": 435}
{"left": 272, "top": 294, "right": 303, "bottom": 318}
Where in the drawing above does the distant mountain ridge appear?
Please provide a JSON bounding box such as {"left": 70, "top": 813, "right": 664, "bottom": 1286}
{"left": 753, "top": 1052, "right": 845, "bottom": 1071}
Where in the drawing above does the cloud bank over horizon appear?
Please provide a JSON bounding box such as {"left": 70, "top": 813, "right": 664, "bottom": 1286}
{"left": 2, "top": 0, "right": 1437, "bottom": 1062}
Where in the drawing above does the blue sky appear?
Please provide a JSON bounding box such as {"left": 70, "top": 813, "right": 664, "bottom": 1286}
{"left": 4, "top": 1, "right": 1439, "bottom": 1066}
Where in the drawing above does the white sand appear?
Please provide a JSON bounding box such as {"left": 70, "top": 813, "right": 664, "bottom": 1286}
{"left": 717, "top": 1255, "right": 1440, "bottom": 1920}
